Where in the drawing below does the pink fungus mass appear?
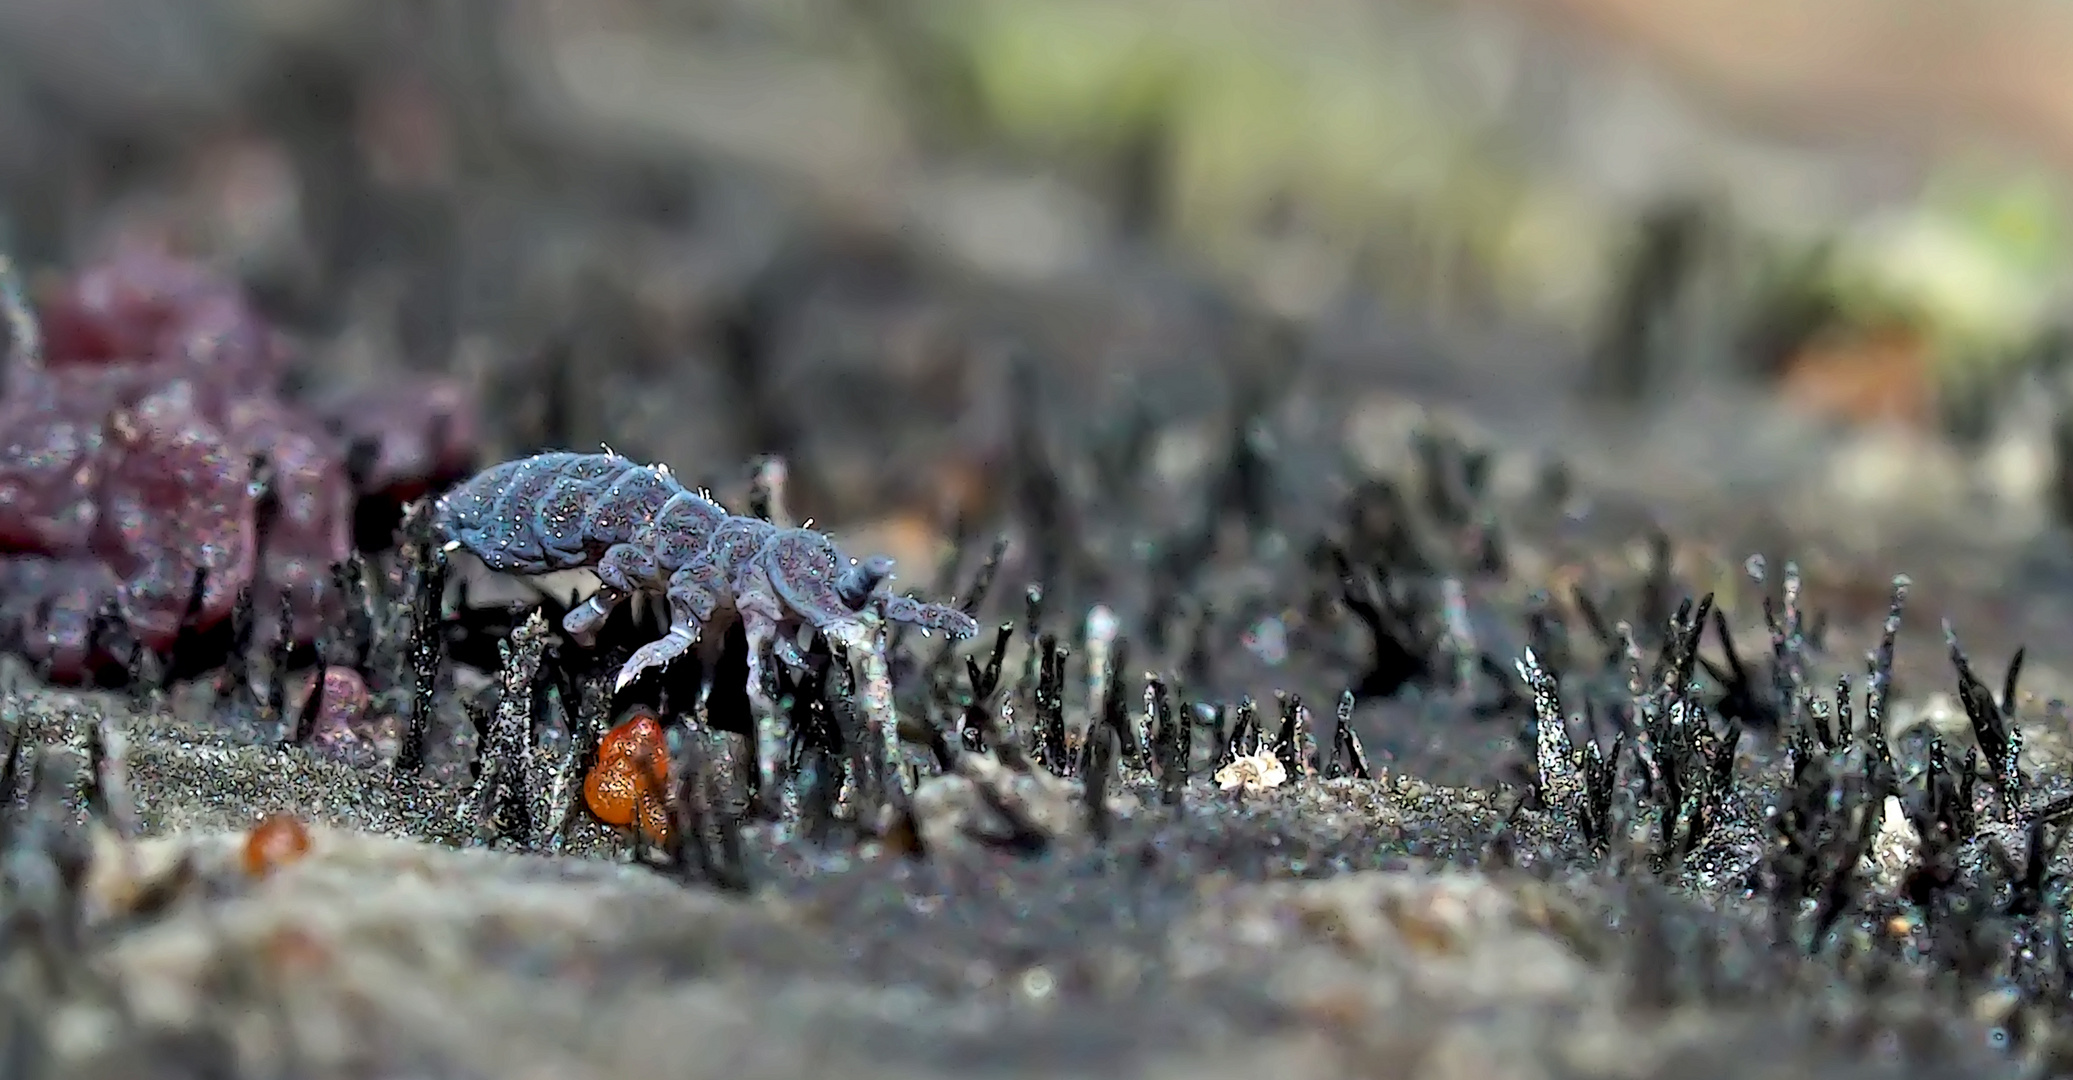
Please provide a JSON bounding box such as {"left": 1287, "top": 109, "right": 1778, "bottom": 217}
{"left": 298, "top": 666, "right": 398, "bottom": 766}
{"left": 0, "top": 244, "right": 478, "bottom": 683}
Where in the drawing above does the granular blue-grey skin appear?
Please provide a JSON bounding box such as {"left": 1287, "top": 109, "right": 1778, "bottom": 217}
{"left": 432, "top": 450, "right": 978, "bottom": 693}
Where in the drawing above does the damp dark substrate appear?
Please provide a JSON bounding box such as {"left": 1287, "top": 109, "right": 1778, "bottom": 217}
{"left": 5, "top": 13, "right": 2073, "bottom": 1077}
{"left": 5, "top": 333, "right": 2073, "bottom": 1078}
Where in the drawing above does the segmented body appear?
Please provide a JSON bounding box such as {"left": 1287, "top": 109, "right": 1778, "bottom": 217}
{"left": 433, "top": 451, "right": 978, "bottom": 697}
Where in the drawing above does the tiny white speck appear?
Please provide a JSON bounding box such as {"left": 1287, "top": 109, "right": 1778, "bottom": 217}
{"left": 1242, "top": 616, "right": 1289, "bottom": 666}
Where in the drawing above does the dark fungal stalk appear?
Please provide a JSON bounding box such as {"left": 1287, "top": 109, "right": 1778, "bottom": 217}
{"left": 1031, "top": 633, "right": 1070, "bottom": 774}
{"left": 1151, "top": 675, "right": 1188, "bottom": 804}
{"left": 1217, "top": 696, "right": 1261, "bottom": 772}
{"left": 460, "top": 610, "right": 549, "bottom": 848}
{"left": 398, "top": 503, "right": 449, "bottom": 773}
{"left": 266, "top": 586, "right": 295, "bottom": 731}
{"left": 1701, "top": 605, "right": 1782, "bottom": 733}
{"left": 1269, "top": 691, "right": 1305, "bottom": 778}
{"left": 914, "top": 532, "right": 1010, "bottom": 698}
{"left": 959, "top": 624, "right": 1017, "bottom": 763}
{"left": 1082, "top": 700, "right": 1115, "bottom": 842}
{"left": 1947, "top": 621, "right": 2025, "bottom": 823}
{"left": 656, "top": 718, "right": 749, "bottom": 893}
{"left": 222, "top": 584, "right": 258, "bottom": 711}
{"left": 331, "top": 554, "right": 377, "bottom": 671}
{"left": 1325, "top": 690, "right": 1371, "bottom": 781}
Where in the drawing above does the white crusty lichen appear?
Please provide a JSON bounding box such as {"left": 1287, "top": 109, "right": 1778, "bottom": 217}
{"left": 1866, "top": 794, "right": 1921, "bottom": 894}
{"left": 1215, "top": 750, "right": 1288, "bottom": 793}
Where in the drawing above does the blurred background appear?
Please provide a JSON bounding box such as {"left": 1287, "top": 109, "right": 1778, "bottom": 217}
{"left": 6, "top": 0, "right": 2073, "bottom": 570}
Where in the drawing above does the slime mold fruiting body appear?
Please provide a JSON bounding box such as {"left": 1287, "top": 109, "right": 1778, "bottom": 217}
{"left": 0, "top": 246, "right": 478, "bottom": 682}
{"left": 584, "top": 710, "right": 675, "bottom": 846}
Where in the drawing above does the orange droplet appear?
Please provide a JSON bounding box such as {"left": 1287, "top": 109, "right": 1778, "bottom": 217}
{"left": 584, "top": 711, "right": 674, "bottom": 846}
{"left": 635, "top": 786, "right": 677, "bottom": 849}
{"left": 583, "top": 759, "right": 638, "bottom": 828}
{"left": 243, "top": 812, "right": 312, "bottom": 878}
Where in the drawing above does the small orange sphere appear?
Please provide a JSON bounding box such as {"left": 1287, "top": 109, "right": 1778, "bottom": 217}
{"left": 584, "top": 711, "right": 674, "bottom": 846}
{"left": 243, "top": 812, "right": 313, "bottom": 878}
